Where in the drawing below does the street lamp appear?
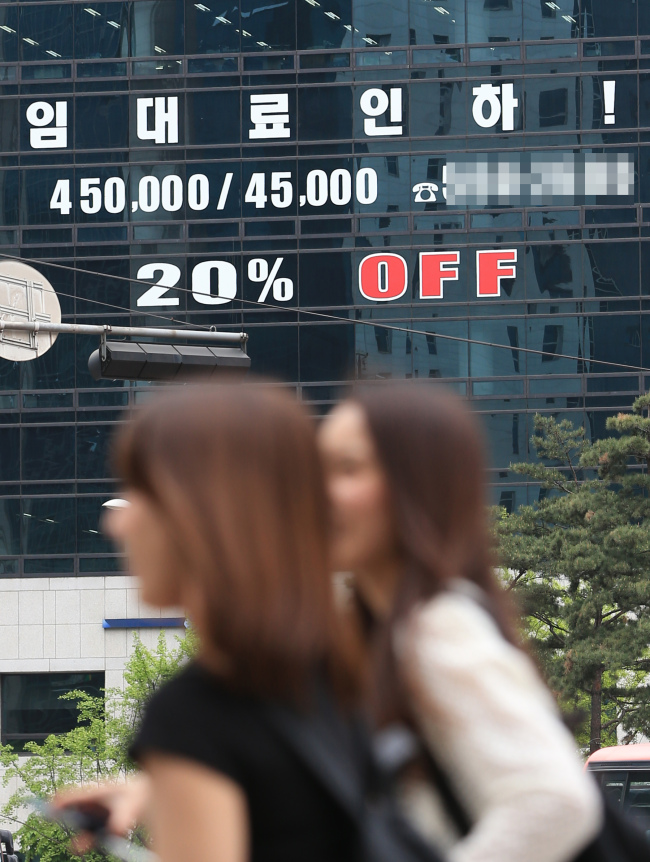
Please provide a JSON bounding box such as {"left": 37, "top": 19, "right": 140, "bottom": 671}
{"left": 102, "top": 499, "right": 130, "bottom": 510}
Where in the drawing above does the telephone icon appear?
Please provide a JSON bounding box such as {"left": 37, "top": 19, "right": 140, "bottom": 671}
{"left": 412, "top": 182, "right": 439, "bottom": 203}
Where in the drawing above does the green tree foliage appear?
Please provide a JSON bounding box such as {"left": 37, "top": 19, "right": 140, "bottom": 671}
{"left": 496, "top": 396, "right": 650, "bottom": 753}
{"left": 0, "top": 630, "right": 197, "bottom": 862}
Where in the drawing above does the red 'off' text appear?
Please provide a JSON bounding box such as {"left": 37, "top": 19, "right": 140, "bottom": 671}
{"left": 358, "top": 250, "right": 517, "bottom": 301}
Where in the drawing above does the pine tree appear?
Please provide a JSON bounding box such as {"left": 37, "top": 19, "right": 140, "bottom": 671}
{"left": 496, "top": 395, "right": 650, "bottom": 752}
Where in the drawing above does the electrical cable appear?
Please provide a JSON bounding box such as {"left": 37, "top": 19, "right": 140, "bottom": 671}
{"left": 0, "top": 249, "right": 648, "bottom": 374}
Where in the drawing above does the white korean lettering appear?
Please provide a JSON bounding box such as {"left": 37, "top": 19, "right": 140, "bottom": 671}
{"left": 136, "top": 96, "right": 179, "bottom": 144}
{"left": 471, "top": 83, "right": 518, "bottom": 132}
{"left": 360, "top": 88, "right": 403, "bottom": 137}
{"left": 26, "top": 101, "right": 67, "bottom": 149}
{"left": 249, "top": 94, "right": 291, "bottom": 139}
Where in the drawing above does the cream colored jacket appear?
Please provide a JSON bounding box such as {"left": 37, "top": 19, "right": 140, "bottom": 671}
{"left": 397, "top": 586, "right": 603, "bottom": 862}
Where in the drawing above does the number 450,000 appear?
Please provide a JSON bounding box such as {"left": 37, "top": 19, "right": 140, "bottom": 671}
{"left": 50, "top": 174, "right": 214, "bottom": 215}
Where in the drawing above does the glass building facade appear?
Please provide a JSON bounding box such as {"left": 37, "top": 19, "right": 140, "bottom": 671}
{"left": 0, "top": 0, "right": 647, "bottom": 576}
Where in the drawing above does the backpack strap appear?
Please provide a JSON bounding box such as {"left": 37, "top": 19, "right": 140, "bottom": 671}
{"left": 420, "top": 747, "right": 472, "bottom": 837}
{"left": 373, "top": 723, "right": 472, "bottom": 838}
{"left": 264, "top": 688, "right": 365, "bottom": 819}
{"left": 264, "top": 694, "right": 446, "bottom": 862}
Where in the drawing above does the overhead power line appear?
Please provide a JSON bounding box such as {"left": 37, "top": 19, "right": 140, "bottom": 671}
{"left": 0, "top": 250, "right": 648, "bottom": 374}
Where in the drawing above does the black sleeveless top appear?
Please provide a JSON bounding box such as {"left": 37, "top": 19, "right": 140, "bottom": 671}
{"left": 130, "top": 662, "right": 358, "bottom": 862}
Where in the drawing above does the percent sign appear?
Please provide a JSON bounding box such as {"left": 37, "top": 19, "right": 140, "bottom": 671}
{"left": 248, "top": 257, "right": 294, "bottom": 302}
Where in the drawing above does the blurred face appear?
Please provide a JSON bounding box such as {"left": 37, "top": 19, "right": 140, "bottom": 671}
{"left": 103, "top": 492, "right": 183, "bottom": 608}
{"left": 318, "top": 402, "right": 399, "bottom": 573}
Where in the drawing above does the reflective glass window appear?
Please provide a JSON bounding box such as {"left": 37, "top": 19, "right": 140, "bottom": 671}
{"left": 355, "top": 317, "right": 413, "bottom": 379}
{"left": 77, "top": 497, "right": 114, "bottom": 552}
{"left": 75, "top": 335, "right": 127, "bottom": 389}
{"left": 642, "top": 4, "right": 650, "bottom": 36}
{"left": 0, "top": 170, "right": 19, "bottom": 227}
{"left": 589, "top": 1, "right": 638, "bottom": 38}
{"left": 243, "top": 251, "right": 297, "bottom": 305}
{"left": 0, "top": 356, "right": 18, "bottom": 391}
{"left": 1, "top": 672, "right": 104, "bottom": 749}
{"left": 0, "top": 7, "right": 18, "bottom": 63}
{"left": 21, "top": 497, "right": 76, "bottom": 555}
{"left": 246, "top": 324, "right": 299, "bottom": 379}
{"left": 186, "top": 91, "right": 241, "bottom": 146}
{"left": 297, "top": 0, "right": 352, "bottom": 50}
{"left": 74, "top": 3, "right": 129, "bottom": 60}
{"left": 409, "top": 0, "right": 464, "bottom": 48}
{"left": 0, "top": 428, "right": 19, "bottom": 482}
{"left": 595, "top": 771, "right": 627, "bottom": 806}
{"left": 179, "top": 162, "right": 240, "bottom": 220}
{"left": 583, "top": 75, "right": 638, "bottom": 132}
{"left": 185, "top": 3, "right": 240, "bottom": 54}
{"left": 21, "top": 170, "right": 74, "bottom": 226}
{"left": 20, "top": 99, "right": 72, "bottom": 154}
{"left": 241, "top": 0, "right": 296, "bottom": 52}
{"left": 73, "top": 167, "right": 130, "bottom": 224}
{"left": 299, "top": 86, "right": 352, "bottom": 140}
{"left": 479, "top": 412, "right": 528, "bottom": 465}
{"left": 408, "top": 316, "right": 470, "bottom": 379}
{"left": 242, "top": 87, "right": 296, "bottom": 142}
{"left": 0, "top": 499, "right": 20, "bottom": 557}
{"left": 131, "top": 0, "right": 184, "bottom": 57}
{"left": 640, "top": 241, "right": 650, "bottom": 295}
{"left": 626, "top": 771, "right": 650, "bottom": 834}
{"left": 467, "top": 0, "right": 523, "bottom": 44}
{"left": 20, "top": 335, "right": 75, "bottom": 391}
{"left": 639, "top": 147, "right": 650, "bottom": 205}
{"left": 129, "top": 93, "right": 184, "bottom": 147}
{"left": 585, "top": 242, "right": 640, "bottom": 298}
{"left": 298, "top": 251, "right": 353, "bottom": 306}
{"left": 528, "top": 315, "right": 595, "bottom": 376}
{"left": 353, "top": 83, "right": 408, "bottom": 139}
{"left": 470, "top": 318, "right": 526, "bottom": 377}
{"left": 0, "top": 101, "right": 18, "bottom": 155}
{"left": 638, "top": 75, "right": 650, "bottom": 130}
{"left": 590, "top": 314, "right": 641, "bottom": 374}
{"left": 525, "top": 78, "right": 579, "bottom": 134}
{"left": 522, "top": 0, "right": 581, "bottom": 41}
{"left": 353, "top": 0, "right": 410, "bottom": 48}
{"left": 300, "top": 323, "right": 354, "bottom": 380}
{"left": 528, "top": 243, "right": 583, "bottom": 301}
{"left": 356, "top": 154, "right": 411, "bottom": 216}
{"left": 128, "top": 163, "right": 186, "bottom": 221}
{"left": 75, "top": 96, "right": 129, "bottom": 150}
{"left": 77, "top": 426, "right": 112, "bottom": 480}
{"left": 186, "top": 255, "right": 242, "bottom": 319}
{"left": 129, "top": 255, "right": 186, "bottom": 310}
{"left": 75, "top": 259, "right": 130, "bottom": 316}
{"left": 22, "top": 426, "right": 75, "bottom": 481}
{"left": 467, "top": 80, "right": 524, "bottom": 140}
{"left": 410, "top": 80, "right": 467, "bottom": 138}
{"left": 19, "top": 6, "right": 74, "bottom": 62}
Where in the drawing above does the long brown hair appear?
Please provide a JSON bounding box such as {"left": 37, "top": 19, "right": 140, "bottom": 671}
{"left": 115, "top": 382, "right": 358, "bottom": 705}
{"left": 351, "top": 383, "right": 518, "bottom": 719}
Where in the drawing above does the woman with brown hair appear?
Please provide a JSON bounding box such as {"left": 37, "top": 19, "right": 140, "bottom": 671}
{"left": 316, "top": 383, "right": 603, "bottom": 862}
{"left": 83, "top": 382, "right": 366, "bottom": 862}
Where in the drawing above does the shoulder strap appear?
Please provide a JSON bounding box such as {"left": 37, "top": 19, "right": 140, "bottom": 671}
{"left": 264, "top": 690, "right": 365, "bottom": 819}
{"left": 373, "top": 723, "right": 472, "bottom": 838}
{"left": 420, "top": 747, "right": 472, "bottom": 837}
{"left": 265, "top": 696, "right": 446, "bottom": 862}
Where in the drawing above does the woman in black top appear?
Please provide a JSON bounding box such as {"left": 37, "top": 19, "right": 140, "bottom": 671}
{"left": 97, "top": 383, "right": 363, "bottom": 862}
